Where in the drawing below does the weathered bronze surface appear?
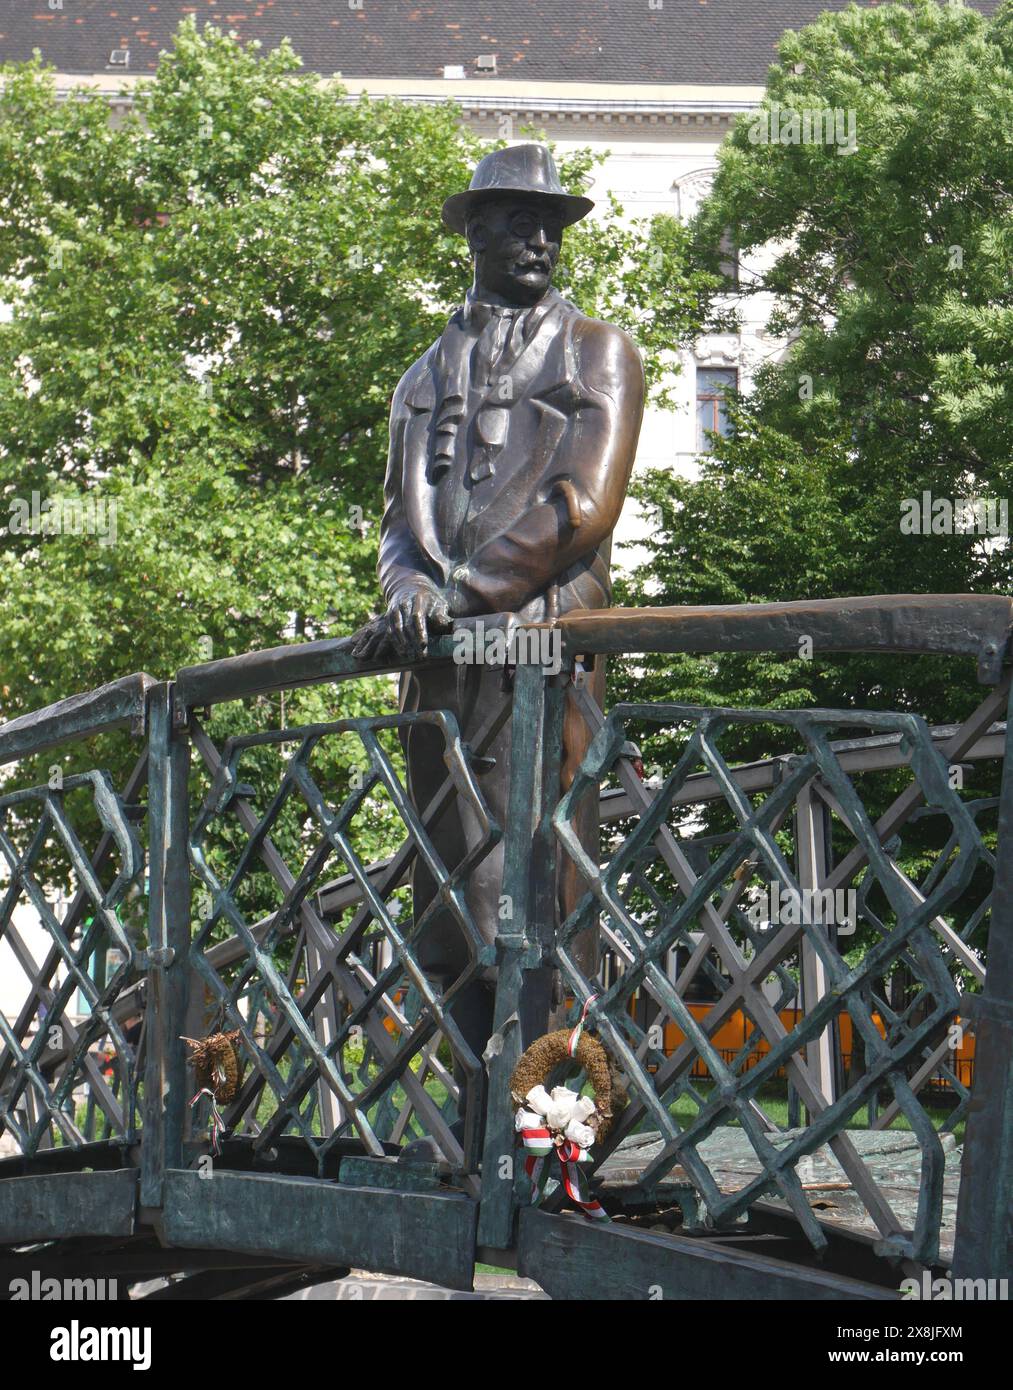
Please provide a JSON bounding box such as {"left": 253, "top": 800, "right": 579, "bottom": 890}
{"left": 1, "top": 600, "right": 1010, "bottom": 1288}
{"left": 353, "top": 144, "right": 645, "bottom": 1062}
{"left": 553, "top": 594, "right": 1013, "bottom": 684}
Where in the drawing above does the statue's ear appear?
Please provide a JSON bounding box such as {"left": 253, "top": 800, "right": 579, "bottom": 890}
{"left": 466, "top": 216, "right": 489, "bottom": 255}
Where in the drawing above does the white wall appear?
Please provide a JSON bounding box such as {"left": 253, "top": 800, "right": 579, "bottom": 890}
{"left": 0, "top": 903, "right": 59, "bottom": 1024}
{"left": 545, "top": 134, "right": 789, "bottom": 571}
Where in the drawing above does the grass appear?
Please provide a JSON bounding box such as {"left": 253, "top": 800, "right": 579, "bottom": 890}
{"left": 52, "top": 1050, "right": 963, "bottom": 1153}
{"left": 241, "top": 1050, "right": 968, "bottom": 1145}
{"left": 666, "top": 1081, "right": 965, "bottom": 1144}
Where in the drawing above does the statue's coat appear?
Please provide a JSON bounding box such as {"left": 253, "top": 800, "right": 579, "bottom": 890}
{"left": 378, "top": 286, "right": 645, "bottom": 981}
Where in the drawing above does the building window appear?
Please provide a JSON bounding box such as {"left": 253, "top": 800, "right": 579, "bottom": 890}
{"left": 696, "top": 367, "right": 737, "bottom": 452}
{"left": 718, "top": 229, "right": 739, "bottom": 288}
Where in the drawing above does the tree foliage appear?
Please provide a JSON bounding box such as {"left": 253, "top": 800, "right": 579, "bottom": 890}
{"left": 614, "top": 1, "right": 1011, "bottom": 967}
{"left": 620, "top": 0, "right": 1013, "bottom": 736}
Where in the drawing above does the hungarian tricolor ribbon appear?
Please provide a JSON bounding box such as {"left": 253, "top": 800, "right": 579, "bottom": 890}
{"left": 567, "top": 994, "right": 598, "bottom": 1058}
{"left": 556, "top": 1139, "right": 609, "bottom": 1221}
{"left": 189, "top": 1086, "right": 226, "bottom": 1156}
{"left": 520, "top": 1126, "right": 609, "bottom": 1222}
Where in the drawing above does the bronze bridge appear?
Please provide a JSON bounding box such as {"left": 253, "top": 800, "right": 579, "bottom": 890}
{"left": 0, "top": 596, "right": 1010, "bottom": 1299}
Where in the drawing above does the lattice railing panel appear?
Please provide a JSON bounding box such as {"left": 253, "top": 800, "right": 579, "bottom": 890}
{"left": 0, "top": 772, "right": 144, "bottom": 1157}
{"left": 551, "top": 701, "right": 989, "bottom": 1264}
{"left": 849, "top": 794, "right": 995, "bottom": 1132}
{"left": 187, "top": 712, "right": 497, "bottom": 1181}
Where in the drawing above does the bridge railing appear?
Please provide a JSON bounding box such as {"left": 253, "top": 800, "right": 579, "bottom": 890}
{"left": 0, "top": 594, "right": 1010, "bottom": 1293}
{"left": 0, "top": 676, "right": 152, "bottom": 1164}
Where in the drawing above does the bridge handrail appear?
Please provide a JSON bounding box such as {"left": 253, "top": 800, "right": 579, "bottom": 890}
{"left": 0, "top": 673, "right": 155, "bottom": 767}
{"left": 553, "top": 594, "right": 1013, "bottom": 683}
{"left": 1, "top": 596, "right": 1009, "bottom": 753}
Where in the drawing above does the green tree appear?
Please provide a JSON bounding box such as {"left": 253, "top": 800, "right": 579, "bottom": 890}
{"left": 620, "top": 0, "right": 1013, "bottom": 735}
{"left": 614, "top": 0, "right": 1012, "bottom": 973}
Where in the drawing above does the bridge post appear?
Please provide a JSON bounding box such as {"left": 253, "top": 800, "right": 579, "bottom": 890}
{"left": 478, "top": 655, "right": 565, "bottom": 1251}
{"left": 952, "top": 688, "right": 1013, "bottom": 1282}
{"left": 140, "top": 682, "right": 192, "bottom": 1209}
{"left": 795, "top": 781, "right": 838, "bottom": 1112}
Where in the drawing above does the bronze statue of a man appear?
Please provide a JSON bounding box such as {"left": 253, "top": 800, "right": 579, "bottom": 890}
{"left": 353, "top": 144, "right": 644, "bottom": 1104}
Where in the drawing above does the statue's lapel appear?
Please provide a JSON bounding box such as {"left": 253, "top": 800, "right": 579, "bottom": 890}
{"left": 397, "top": 295, "right": 580, "bottom": 568}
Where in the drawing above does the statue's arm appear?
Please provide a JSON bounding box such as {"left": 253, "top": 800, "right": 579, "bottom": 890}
{"left": 377, "top": 373, "right": 442, "bottom": 606}
{"left": 446, "top": 321, "right": 645, "bottom": 616}
{"left": 355, "top": 364, "right": 452, "bottom": 660}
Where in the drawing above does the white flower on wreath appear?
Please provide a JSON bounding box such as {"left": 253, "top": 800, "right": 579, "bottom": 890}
{"left": 522, "top": 1084, "right": 599, "bottom": 1142}
{"left": 545, "top": 1086, "right": 582, "bottom": 1131}
{"left": 564, "top": 1119, "right": 597, "bottom": 1149}
{"left": 524, "top": 1085, "right": 553, "bottom": 1116}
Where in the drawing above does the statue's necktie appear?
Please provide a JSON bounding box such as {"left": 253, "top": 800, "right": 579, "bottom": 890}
{"left": 471, "top": 306, "right": 521, "bottom": 388}
{"left": 430, "top": 304, "right": 524, "bottom": 486}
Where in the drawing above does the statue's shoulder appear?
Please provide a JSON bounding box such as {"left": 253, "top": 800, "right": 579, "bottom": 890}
{"left": 391, "top": 336, "right": 441, "bottom": 412}
{"left": 555, "top": 299, "right": 644, "bottom": 384}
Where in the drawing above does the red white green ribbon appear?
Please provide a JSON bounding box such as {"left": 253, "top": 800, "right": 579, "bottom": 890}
{"left": 521, "top": 1126, "right": 552, "bottom": 1203}
{"left": 520, "top": 1126, "right": 608, "bottom": 1222}
{"left": 557, "top": 1139, "right": 609, "bottom": 1221}
{"left": 567, "top": 994, "right": 598, "bottom": 1058}
{"left": 190, "top": 1086, "right": 226, "bottom": 1156}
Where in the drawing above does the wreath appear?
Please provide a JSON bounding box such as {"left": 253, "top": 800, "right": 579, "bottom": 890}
{"left": 182, "top": 1029, "right": 242, "bottom": 1154}
{"left": 509, "top": 1003, "right": 622, "bottom": 1221}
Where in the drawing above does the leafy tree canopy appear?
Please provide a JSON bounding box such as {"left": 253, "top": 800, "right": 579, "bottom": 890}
{"left": 613, "top": 1, "right": 1012, "bottom": 965}
{"left": 620, "top": 0, "right": 1013, "bottom": 737}
{"left": 0, "top": 17, "right": 713, "bottom": 720}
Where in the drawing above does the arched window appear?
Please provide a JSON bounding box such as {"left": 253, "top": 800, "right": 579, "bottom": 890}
{"left": 674, "top": 168, "right": 738, "bottom": 288}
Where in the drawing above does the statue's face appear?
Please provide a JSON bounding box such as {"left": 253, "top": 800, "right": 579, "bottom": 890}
{"left": 468, "top": 197, "right": 563, "bottom": 306}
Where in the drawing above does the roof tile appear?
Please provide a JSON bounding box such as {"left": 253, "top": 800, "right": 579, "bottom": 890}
{"left": 0, "top": 1, "right": 1000, "bottom": 83}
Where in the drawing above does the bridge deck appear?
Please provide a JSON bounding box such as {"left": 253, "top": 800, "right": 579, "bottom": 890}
{"left": 600, "top": 1127, "right": 962, "bottom": 1260}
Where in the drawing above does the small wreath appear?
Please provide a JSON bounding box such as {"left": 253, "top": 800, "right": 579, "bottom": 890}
{"left": 181, "top": 1030, "right": 243, "bottom": 1155}
{"left": 510, "top": 1028, "right": 617, "bottom": 1145}
{"left": 181, "top": 1029, "right": 242, "bottom": 1103}
{"left": 510, "top": 1012, "right": 624, "bottom": 1221}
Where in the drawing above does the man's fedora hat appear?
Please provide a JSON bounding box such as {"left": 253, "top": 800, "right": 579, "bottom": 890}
{"left": 442, "top": 143, "right": 594, "bottom": 236}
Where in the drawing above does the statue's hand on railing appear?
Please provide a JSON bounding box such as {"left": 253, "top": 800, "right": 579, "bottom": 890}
{"left": 349, "top": 613, "right": 395, "bottom": 663}
{"left": 352, "top": 587, "right": 457, "bottom": 663}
